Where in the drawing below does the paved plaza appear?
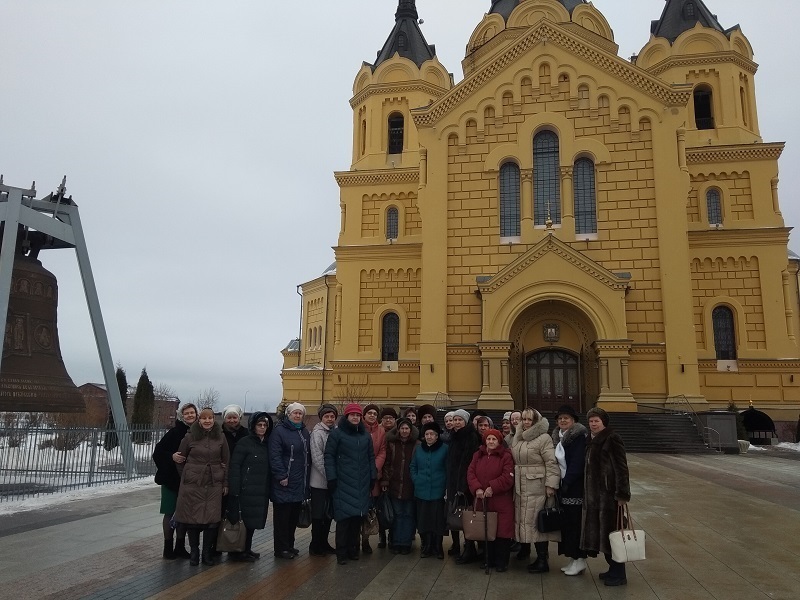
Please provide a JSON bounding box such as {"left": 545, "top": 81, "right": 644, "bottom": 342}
{"left": 0, "top": 451, "right": 798, "bottom": 600}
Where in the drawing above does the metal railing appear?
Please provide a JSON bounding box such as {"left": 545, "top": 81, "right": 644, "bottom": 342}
{"left": 0, "top": 422, "right": 165, "bottom": 503}
{"left": 645, "top": 395, "right": 720, "bottom": 452}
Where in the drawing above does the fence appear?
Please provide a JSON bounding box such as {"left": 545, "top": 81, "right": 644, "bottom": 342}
{"left": 0, "top": 422, "right": 166, "bottom": 503}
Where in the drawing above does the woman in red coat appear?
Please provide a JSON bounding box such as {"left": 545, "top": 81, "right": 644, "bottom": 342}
{"left": 467, "top": 428, "right": 515, "bottom": 572}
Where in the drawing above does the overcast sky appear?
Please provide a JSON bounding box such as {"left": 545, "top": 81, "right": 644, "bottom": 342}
{"left": 1, "top": 1, "right": 798, "bottom": 413}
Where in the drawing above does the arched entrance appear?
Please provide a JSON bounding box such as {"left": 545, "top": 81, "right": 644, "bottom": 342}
{"left": 525, "top": 348, "right": 582, "bottom": 414}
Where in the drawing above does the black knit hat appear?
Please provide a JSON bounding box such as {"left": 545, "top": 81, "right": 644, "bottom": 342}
{"left": 380, "top": 407, "right": 398, "bottom": 419}
{"left": 363, "top": 403, "right": 380, "bottom": 417}
{"left": 555, "top": 404, "right": 580, "bottom": 422}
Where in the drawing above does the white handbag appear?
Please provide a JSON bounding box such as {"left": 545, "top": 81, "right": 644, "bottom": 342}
{"left": 609, "top": 504, "right": 646, "bottom": 563}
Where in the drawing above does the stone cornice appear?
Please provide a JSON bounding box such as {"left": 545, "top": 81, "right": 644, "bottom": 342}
{"left": 413, "top": 21, "right": 691, "bottom": 128}
{"left": 330, "top": 360, "right": 419, "bottom": 372}
{"left": 629, "top": 345, "right": 666, "bottom": 355}
{"left": 447, "top": 345, "right": 480, "bottom": 357}
{"left": 350, "top": 82, "right": 449, "bottom": 109}
{"left": 686, "top": 143, "right": 784, "bottom": 165}
{"left": 334, "top": 169, "right": 420, "bottom": 187}
{"left": 688, "top": 227, "right": 791, "bottom": 249}
{"left": 647, "top": 52, "right": 758, "bottom": 77}
{"left": 477, "top": 235, "right": 629, "bottom": 294}
{"left": 335, "top": 243, "right": 422, "bottom": 262}
{"left": 699, "top": 359, "right": 800, "bottom": 370}
{"left": 593, "top": 340, "right": 634, "bottom": 352}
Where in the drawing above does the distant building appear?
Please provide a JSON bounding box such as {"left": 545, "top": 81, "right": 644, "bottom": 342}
{"left": 78, "top": 383, "right": 179, "bottom": 428}
{"left": 281, "top": 1, "right": 800, "bottom": 431}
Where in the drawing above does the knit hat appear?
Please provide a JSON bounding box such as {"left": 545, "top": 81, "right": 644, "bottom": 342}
{"left": 363, "top": 403, "right": 380, "bottom": 416}
{"left": 248, "top": 411, "right": 273, "bottom": 435}
{"left": 318, "top": 403, "right": 339, "bottom": 419}
{"left": 344, "top": 403, "right": 363, "bottom": 416}
{"left": 222, "top": 404, "right": 243, "bottom": 419}
{"left": 483, "top": 428, "right": 503, "bottom": 442}
{"left": 586, "top": 407, "right": 609, "bottom": 426}
{"left": 453, "top": 409, "right": 470, "bottom": 423}
{"left": 395, "top": 417, "right": 413, "bottom": 431}
{"left": 445, "top": 411, "right": 455, "bottom": 419}
{"left": 380, "top": 407, "right": 398, "bottom": 419}
{"left": 555, "top": 404, "right": 580, "bottom": 422}
{"left": 285, "top": 402, "right": 306, "bottom": 416}
{"left": 418, "top": 404, "right": 436, "bottom": 421}
{"left": 421, "top": 421, "right": 441, "bottom": 436}
{"left": 502, "top": 411, "right": 512, "bottom": 422}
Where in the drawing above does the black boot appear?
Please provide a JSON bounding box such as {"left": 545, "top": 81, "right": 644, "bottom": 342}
{"left": 309, "top": 519, "right": 325, "bottom": 556}
{"left": 163, "top": 539, "right": 176, "bottom": 559}
{"left": 448, "top": 531, "right": 461, "bottom": 557}
{"left": 174, "top": 525, "right": 190, "bottom": 559}
{"left": 516, "top": 542, "right": 531, "bottom": 560}
{"left": 494, "top": 538, "right": 511, "bottom": 572}
{"left": 420, "top": 533, "right": 433, "bottom": 558}
{"left": 188, "top": 528, "right": 200, "bottom": 566}
{"left": 362, "top": 534, "right": 373, "bottom": 555}
{"left": 378, "top": 529, "right": 387, "bottom": 549}
{"left": 528, "top": 542, "right": 549, "bottom": 573}
{"left": 456, "top": 540, "right": 477, "bottom": 564}
{"left": 435, "top": 536, "right": 444, "bottom": 559}
{"left": 202, "top": 528, "right": 219, "bottom": 566}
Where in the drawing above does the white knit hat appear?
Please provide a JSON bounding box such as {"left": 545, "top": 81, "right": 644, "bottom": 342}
{"left": 285, "top": 402, "right": 306, "bottom": 416}
{"left": 453, "top": 409, "right": 470, "bottom": 423}
{"left": 221, "top": 404, "right": 243, "bottom": 419}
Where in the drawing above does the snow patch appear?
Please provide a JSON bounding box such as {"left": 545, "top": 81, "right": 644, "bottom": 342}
{"left": 776, "top": 442, "right": 800, "bottom": 453}
{"left": 0, "top": 477, "right": 155, "bottom": 515}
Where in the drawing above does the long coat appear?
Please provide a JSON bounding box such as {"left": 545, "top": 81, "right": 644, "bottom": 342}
{"left": 224, "top": 424, "right": 249, "bottom": 456}
{"left": 381, "top": 426, "right": 419, "bottom": 501}
{"left": 174, "top": 421, "right": 230, "bottom": 526}
{"left": 510, "top": 415, "right": 561, "bottom": 543}
{"left": 580, "top": 427, "right": 631, "bottom": 555}
{"left": 551, "top": 422, "right": 588, "bottom": 500}
{"left": 466, "top": 445, "right": 515, "bottom": 539}
{"left": 310, "top": 420, "right": 333, "bottom": 490}
{"left": 409, "top": 439, "right": 448, "bottom": 501}
{"left": 446, "top": 423, "right": 482, "bottom": 503}
{"left": 324, "top": 416, "right": 376, "bottom": 521}
{"left": 153, "top": 420, "right": 190, "bottom": 492}
{"left": 269, "top": 418, "right": 311, "bottom": 504}
{"left": 227, "top": 429, "right": 272, "bottom": 530}
{"left": 364, "top": 419, "right": 387, "bottom": 497}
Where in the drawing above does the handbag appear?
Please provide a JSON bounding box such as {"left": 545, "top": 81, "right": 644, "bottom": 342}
{"left": 297, "top": 499, "right": 312, "bottom": 529}
{"left": 609, "top": 504, "right": 646, "bottom": 563}
{"left": 461, "top": 500, "right": 497, "bottom": 542}
{"left": 446, "top": 492, "right": 467, "bottom": 531}
{"left": 216, "top": 515, "right": 246, "bottom": 552}
{"left": 376, "top": 493, "right": 394, "bottom": 530}
{"left": 361, "top": 507, "right": 379, "bottom": 536}
{"left": 536, "top": 495, "right": 564, "bottom": 533}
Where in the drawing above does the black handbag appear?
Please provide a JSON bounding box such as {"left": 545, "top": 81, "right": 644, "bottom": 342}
{"left": 376, "top": 492, "right": 394, "bottom": 529}
{"left": 536, "top": 496, "right": 564, "bottom": 533}
{"left": 297, "top": 499, "right": 312, "bottom": 528}
{"left": 447, "top": 492, "right": 468, "bottom": 531}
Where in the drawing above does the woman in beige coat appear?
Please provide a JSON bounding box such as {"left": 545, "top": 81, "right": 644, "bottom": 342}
{"left": 511, "top": 407, "right": 560, "bottom": 574}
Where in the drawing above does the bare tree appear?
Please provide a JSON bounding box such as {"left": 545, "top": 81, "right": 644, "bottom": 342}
{"left": 154, "top": 383, "right": 178, "bottom": 401}
{"left": 333, "top": 376, "right": 372, "bottom": 414}
{"left": 197, "top": 387, "right": 221, "bottom": 411}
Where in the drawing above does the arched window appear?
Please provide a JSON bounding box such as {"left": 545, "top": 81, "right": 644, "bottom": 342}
{"left": 499, "top": 163, "right": 521, "bottom": 237}
{"left": 381, "top": 312, "right": 400, "bottom": 361}
{"left": 312, "top": 327, "right": 317, "bottom": 349}
{"left": 694, "top": 86, "right": 714, "bottom": 130}
{"left": 317, "top": 326, "right": 323, "bottom": 349}
{"left": 388, "top": 113, "right": 404, "bottom": 154}
{"left": 533, "top": 131, "right": 561, "bottom": 225}
{"left": 706, "top": 189, "right": 722, "bottom": 226}
{"left": 386, "top": 206, "right": 399, "bottom": 240}
{"left": 712, "top": 306, "right": 737, "bottom": 360}
{"left": 574, "top": 158, "right": 597, "bottom": 235}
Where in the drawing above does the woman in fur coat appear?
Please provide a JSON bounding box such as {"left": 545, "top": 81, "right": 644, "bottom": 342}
{"left": 510, "top": 407, "right": 560, "bottom": 573}
{"left": 580, "top": 407, "right": 631, "bottom": 587}
{"left": 551, "top": 405, "right": 588, "bottom": 575}
{"left": 174, "top": 407, "right": 230, "bottom": 566}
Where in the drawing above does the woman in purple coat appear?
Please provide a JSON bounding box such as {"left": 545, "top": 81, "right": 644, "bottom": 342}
{"left": 467, "top": 428, "right": 515, "bottom": 572}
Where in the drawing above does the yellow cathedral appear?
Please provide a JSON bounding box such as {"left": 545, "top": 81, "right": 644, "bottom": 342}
{"left": 281, "top": 0, "right": 800, "bottom": 431}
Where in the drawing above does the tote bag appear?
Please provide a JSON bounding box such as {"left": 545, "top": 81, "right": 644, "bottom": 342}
{"left": 216, "top": 516, "right": 246, "bottom": 553}
{"left": 609, "top": 504, "right": 646, "bottom": 563}
{"left": 461, "top": 501, "right": 497, "bottom": 542}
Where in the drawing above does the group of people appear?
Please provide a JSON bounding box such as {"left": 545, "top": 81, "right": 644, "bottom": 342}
{"left": 152, "top": 400, "right": 631, "bottom": 586}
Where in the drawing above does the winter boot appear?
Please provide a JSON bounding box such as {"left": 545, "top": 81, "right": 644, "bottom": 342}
{"left": 188, "top": 528, "right": 200, "bottom": 566}
{"left": 456, "top": 540, "right": 477, "bottom": 564}
{"left": 527, "top": 542, "right": 549, "bottom": 573}
{"left": 174, "top": 525, "right": 190, "bottom": 559}
{"left": 448, "top": 531, "right": 461, "bottom": 557}
{"left": 435, "top": 536, "right": 444, "bottom": 559}
{"left": 564, "top": 557, "right": 587, "bottom": 576}
{"left": 362, "top": 533, "right": 373, "bottom": 554}
{"left": 202, "top": 528, "right": 219, "bottom": 566}
{"left": 378, "top": 529, "right": 387, "bottom": 549}
{"left": 516, "top": 542, "right": 531, "bottom": 560}
{"left": 420, "top": 533, "right": 433, "bottom": 558}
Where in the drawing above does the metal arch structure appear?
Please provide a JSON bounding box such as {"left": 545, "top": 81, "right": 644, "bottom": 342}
{"left": 0, "top": 177, "right": 136, "bottom": 478}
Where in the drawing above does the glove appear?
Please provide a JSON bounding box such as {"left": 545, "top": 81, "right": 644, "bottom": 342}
{"left": 327, "top": 480, "right": 337, "bottom": 494}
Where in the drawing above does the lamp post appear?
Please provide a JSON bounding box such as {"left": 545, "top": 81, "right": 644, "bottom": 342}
{"left": 244, "top": 390, "right": 249, "bottom": 415}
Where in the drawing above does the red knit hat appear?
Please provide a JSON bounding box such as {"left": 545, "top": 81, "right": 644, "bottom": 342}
{"left": 344, "top": 403, "right": 363, "bottom": 416}
{"left": 483, "top": 428, "right": 503, "bottom": 442}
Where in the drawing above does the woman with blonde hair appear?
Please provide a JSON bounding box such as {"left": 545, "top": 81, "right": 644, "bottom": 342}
{"left": 511, "top": 407, "right": 560, "bottom": 573}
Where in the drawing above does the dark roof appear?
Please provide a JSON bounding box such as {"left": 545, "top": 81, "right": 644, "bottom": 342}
{"left": 740, "top": 408, "right": 776, "bottom": 432}
{"left": 650, "top": 0, "right": 731, "bottom": 43}
{"left": 371, "top": 0, "right": 436, "bottom": 70}
{"left": 489, "top": 0, "right": 586, "bottom": 22}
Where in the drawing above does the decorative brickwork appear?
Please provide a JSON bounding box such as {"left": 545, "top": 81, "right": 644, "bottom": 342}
{"left": 358, "top": 268, "right": 422, "bottom": 353}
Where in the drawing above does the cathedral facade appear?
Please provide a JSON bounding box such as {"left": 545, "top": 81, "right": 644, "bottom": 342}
{"left": 281, "top": 0, "right": 799, "bottom": 426}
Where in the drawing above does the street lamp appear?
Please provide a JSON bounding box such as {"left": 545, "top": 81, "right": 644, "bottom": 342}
{"left": 244, "top": 390, "right": 249, "bottom": 414}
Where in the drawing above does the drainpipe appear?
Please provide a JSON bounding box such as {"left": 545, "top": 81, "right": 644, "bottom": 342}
{"left": 296, "top": 285, "right": 303, "bottom": 367}
{"left": 321, "top": 275, "right": 330, "bottom": 405}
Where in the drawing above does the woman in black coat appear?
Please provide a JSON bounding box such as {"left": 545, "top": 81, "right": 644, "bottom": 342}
{"left": 445, "top": 409, "right": 482, "bottom": 563}
{"left": 551, "top": 405, "right": 588, "bottom": 575}
{"left": 581, "top": 407, "right": 631, "bottom": 587}
{"left": 152, "top": 402, "right": 197, "bottom": 559}
{"left": 226, "top": 411, "right": 273, "bottom": 562}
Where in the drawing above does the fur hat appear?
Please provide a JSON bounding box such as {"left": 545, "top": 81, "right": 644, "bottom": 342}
{"left": 483, "top": 428, "right": 503, "bottom": 442}
{"left": 453, "top": 409, "right": 470, "bottom": 424}
{"left": 344, "top": 403, "right": 363, "bottom": 416}
{"left": 363, "top": 403, "right": 380, "bottom": 416}
{"left": 421, "top": 421, "right": 441, "bottom": 436}
{"left": 317, "top": 403, "right": 338, "bottom": 419}
{"left": 586, "top": 407, "right": 609, "bottom": 426}
{"left": 380, "top": 407, "right": 398, "bottom": 419}
{"left": 418, "top": 404, "right": 437, "bottom": 421}
{"left": 555, "top": 404, "right": 580, "bottom": 422}
{"left": 221, "top": 404, "right": 243, "bottom": 419}
{"left": 285, "top": 402, "right": 306, "bottom": 416}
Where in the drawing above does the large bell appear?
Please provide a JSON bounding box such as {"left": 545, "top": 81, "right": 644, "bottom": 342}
{"left": 0, "top": 254, "right": 85, "bottom": 412}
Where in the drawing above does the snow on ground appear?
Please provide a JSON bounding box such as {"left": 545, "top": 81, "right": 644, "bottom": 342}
{"left": 776, "top": 441, "right": 800, "bottom": 452}
{"left": 746, "top": 444, "right": 767, "bottom": 451}
{"left": 0, "top": 477, "right": 155, "bottom": 516}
